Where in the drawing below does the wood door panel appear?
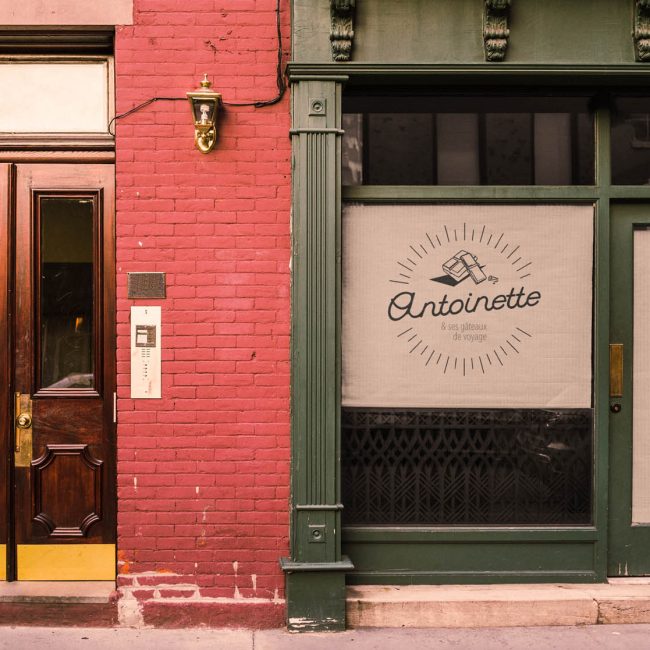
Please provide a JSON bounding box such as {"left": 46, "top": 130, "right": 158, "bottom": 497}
{"left": 32, "top": 400, "right": 104, "bottom": 440}
{"left": 32, "top": 444, "right": 103, "bottom": 539}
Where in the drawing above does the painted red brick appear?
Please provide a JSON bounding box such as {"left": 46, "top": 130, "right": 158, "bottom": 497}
{"left": 115, "top": 0, "right": 290, "bottom": 628}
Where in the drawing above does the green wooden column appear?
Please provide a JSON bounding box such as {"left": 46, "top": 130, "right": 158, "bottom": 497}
{"left": 280, "top": 75, "right": 353, "bottom": 632}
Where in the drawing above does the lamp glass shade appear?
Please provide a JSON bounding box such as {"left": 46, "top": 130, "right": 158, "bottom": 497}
{"left": 191, "top": 97, "right": 218, "bottom": 126}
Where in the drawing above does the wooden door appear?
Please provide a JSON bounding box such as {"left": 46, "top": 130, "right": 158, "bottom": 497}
{"left": 0, "top": 164, "right": 10, "bottom": 580}
{"left": 9, "top": 164, "right": 115, "bottom": 580}
{"left": 608, "top": 203, "right": 650, "bottom": 576}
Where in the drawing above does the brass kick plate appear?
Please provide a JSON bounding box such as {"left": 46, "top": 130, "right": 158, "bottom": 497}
{"left": 17, "top": 544, "right": 116, "bottom": 581}
{"left": 14, "top": 392, "right": 33, "bottom": 468}
{"left": 610, "top": 344, "right": 624, "bottom": 398}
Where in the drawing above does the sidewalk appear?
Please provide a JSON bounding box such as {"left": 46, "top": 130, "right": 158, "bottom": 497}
{"left": 1, "top": 625, "right": 650, "bottom": 650}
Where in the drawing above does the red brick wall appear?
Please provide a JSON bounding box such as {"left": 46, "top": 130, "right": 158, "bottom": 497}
{"left": 114, "top": 0, "right": 290, "bottom": 628}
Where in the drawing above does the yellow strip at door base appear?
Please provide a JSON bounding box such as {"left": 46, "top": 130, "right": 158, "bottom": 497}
{"left": 0, "top": 545, "right": 6, "bottom": 580}
{"left": 17, "top": 544, "right": 115, "bottom": 581}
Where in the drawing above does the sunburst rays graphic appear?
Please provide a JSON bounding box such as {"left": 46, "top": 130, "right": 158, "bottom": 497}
{"left": 391, "top": 223, "right": 535, "bottom": 374}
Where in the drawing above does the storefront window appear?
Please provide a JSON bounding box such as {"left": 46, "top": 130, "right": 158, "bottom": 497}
{"left": 342, "top": 95, "right": 595, "bottom": 186}
{"left": 341, "top": 203, "right": 594, "bottom": 526}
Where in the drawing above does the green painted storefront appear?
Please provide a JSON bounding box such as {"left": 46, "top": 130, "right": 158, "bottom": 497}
{"left": 282, "top": 0, "right": 650, "bottom": 631}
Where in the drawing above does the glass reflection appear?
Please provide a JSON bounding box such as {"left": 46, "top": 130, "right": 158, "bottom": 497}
{"left": 40, "top": 197, "right": 94, "bottom": 389}
{"left": 342, "top": 95, "right": 595, "bottom": 186}
{"left": 612, "top": 98, "right": 650, "bottom": 184}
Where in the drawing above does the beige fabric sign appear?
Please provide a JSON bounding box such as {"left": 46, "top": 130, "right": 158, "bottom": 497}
{"left": 633, "top": 230, "right": 650, "bottom": 524}
{"left": 342, "top": 204, "right": 594, "bottom": 408}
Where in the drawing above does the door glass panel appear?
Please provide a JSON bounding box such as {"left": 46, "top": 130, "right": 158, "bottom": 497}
{"left": 39, "top": 197, "right": 94, "bottom": 389}
{"left": 633, "top": 228, "right": 650, "bottom": 523}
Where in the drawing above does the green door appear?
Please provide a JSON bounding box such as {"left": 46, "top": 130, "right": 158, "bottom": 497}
{"left": 609, "top": 203, "right": 650, "bottom": 576}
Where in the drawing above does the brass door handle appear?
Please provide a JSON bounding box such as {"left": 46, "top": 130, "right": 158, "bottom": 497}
{"left": 16, "top": 412, "right": 32, "bottom": 429}
{"left": 610, "top": 343, "right": 623, "bottom": 398}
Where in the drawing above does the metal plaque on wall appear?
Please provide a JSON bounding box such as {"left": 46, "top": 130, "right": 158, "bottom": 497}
{"left": 127, "top": 272, "right": 166, "bottom": 299}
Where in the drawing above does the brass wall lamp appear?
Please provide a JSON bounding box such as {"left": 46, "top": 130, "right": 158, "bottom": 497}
{"left": 187, "top": 74, "right": 222, "bottom": 154}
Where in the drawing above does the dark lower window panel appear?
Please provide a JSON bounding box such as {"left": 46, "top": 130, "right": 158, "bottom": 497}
{"left": 342, "top": 408, "right": 593, "bottom": 526}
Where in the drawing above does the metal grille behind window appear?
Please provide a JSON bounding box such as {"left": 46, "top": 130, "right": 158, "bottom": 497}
{"left": 342, "top": 408, "right": 592, "bottom": 526}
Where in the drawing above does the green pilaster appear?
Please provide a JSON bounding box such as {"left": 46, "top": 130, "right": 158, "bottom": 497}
{"left": 281, "top": 76, "right": 353, "bottom": 632}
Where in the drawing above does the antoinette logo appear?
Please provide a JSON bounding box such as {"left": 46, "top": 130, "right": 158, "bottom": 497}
{"left": 387, "top": 222, "right": 541, "bottom": 375}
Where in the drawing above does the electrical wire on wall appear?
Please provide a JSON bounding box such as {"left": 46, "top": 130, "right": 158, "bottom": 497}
{"left": 108, "top": 0, "right": 286, "bottom": 136}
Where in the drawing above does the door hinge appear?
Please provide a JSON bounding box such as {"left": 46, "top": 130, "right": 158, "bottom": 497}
{"left": 113, "top": 391, "right": 117, "bottom": 424}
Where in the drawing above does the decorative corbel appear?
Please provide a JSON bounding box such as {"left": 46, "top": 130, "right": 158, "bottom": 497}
{"left": 634, "top": 1, "right": 650, "bottom": 61}
{"left": 484, "top": 0, "right": 511, "bottom": 62}
{"left": 330, "top": 0, "right": 355, "bottom": 62}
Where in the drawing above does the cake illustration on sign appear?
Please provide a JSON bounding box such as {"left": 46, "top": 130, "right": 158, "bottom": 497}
{"left": 432, "top": 250, "right": 498, "bottom": 286}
